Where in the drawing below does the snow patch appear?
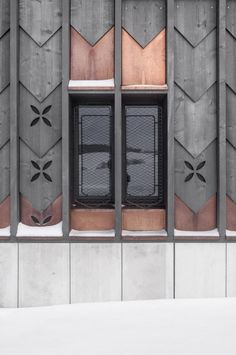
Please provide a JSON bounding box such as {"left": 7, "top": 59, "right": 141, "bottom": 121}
{"left": 17, "top": 222, "right": 62, "bottom": 237}
{"left": 175, "top": 228, "right": 219, "bottom": 237}
{"left": 70, "top": 229, "right": 115, "bottom": 237}
{"left": 0, "top": 226, "right": 10, "bottom": 236}
{"left": 122, "top": 229, "right": 167, "bottom": 237}
{"left": 69, "top": 79, "right": 114, "bottom": 88}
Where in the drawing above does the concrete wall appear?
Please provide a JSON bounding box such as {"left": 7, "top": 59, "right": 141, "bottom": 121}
{"left": 0, "top": 242, "right": 235, "bottom": 308}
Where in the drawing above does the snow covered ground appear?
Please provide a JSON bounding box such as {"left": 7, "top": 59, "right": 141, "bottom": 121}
{"left": 0, "top": 298, "right": 236, "bottom": 355}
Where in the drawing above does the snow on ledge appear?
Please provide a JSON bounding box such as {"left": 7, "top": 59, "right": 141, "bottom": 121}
{"left": 70, "top": 229, "right": 115, "bottom": 237}
{"left": 17, "top": 222, "right": 62, "bottom": 237}
{"left": 69, "top": 79, "right": 114, "bottom": 88}
{"left": 122, "top": 229, "right": 167, "bottom": 237}
{"left": 226, "top": 230, "right": 236, "bottom": 237}
{"left": 174, "top": 228, "right": 219, "bottom": 237}
{"left": 0, "top": 226, "right": 10, "bottom": 236}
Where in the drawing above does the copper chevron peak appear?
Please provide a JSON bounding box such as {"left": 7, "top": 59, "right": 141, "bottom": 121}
{"left": 21, "top": 195, "right": 62, "bottom": 226}
{"left": 175, "top": 195, "right": 216, "bottom": 231}
{"left": 70, "top": 27, "right": 114, "bottom": 81}
{"left": 122, "top": 29, "right": 166, "bottom": 86}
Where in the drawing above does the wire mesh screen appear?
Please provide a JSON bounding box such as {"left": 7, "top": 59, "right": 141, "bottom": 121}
{"left": 124, "top": 105, "right": 164, "bottom": 208}
{"left": 73, "top": 105, "right": 113, "bottom": 207}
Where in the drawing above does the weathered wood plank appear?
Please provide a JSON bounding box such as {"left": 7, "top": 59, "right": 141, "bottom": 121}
{"left": 19, "top": 0, "right": 62, "bottom": 46}
{"left": 0, "top": 32, "right": 10, "bottom": 93}
{"left": 175, "top": 29, "right": 216, "bottom": 102}
{"left": 0, "top": 86, "right": 10, "bottom": 149}
{"left": 175, "top": 84, "right": 216, "bottom": 158}
{"left": 226, "top": 0, "right": 236, "bottom": 38}
{"left": 20, "top": 140, "right": 62, "bottom": 211}
{"left": 71, "top": 0, "right": 114, "bottom": 46}
{"left": 226, "top": 31, "right": 236, "bottom": 93}
{"left": 0, "top": 0, "right": 10, "bottom": 38}
{"left": 122, "top": 0, "right": 166, "bottom": 48}
{"left": 226, "top": 141, "right": 236, "bottom": 204}
{"left": 175, "top": 0, "right": 216, "bottom": 47}
{"left": 0, "top": 142, "right": 10, "bottom": 203}
{"left": 71, "top": 27, "right": 114, "bottom": 80}
{"left": 227, "top": 86, "right": 236, "bottom": 148}
{"left": 175, "top": 139, "right": 216, "bottom": 213}
{"left": 19, "top": 84, "right": 62, "bottom": 158}
{"left": 19, "top": 29, "right": 62, "bottom": 102}
{"left": 122, "top": 29, "right": 166, "bottom": 86}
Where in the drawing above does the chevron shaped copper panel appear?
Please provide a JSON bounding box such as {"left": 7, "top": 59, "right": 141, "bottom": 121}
{"left": 21, "top": 195, "right": 62, "bottom": 227}
{"left": 71, "top": 27, "right": 114, "bottom": 80}
{"left": 0, "top": 196, "right": 10, "bottom": 229}
{"left": 122, "top": 29, "right": 166, "bottom": 86}
{"left": 175, "top": 195, "right": 216, "bottom": 232}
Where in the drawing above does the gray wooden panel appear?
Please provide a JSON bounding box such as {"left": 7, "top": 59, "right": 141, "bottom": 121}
{"left": 175, "top": 139, "right": 216, "bottom": 213}
{"left": 19, "top": 29, "right": 62, "bottom": 102}
{"left": 122, "top": 0, "right": 166, "bottom": 48}
{"left": 226, "top": 31, "right": 236, "bottom": 93}
{"left": 20, "top": 85, "right": 62, "bottom": 158}
{"left": 20, "top": 140, "right": 62, "bottom": 211}
{"left": 0, "top": 86, "right": 10, "bottom": 149}
{"left": 175, "top": 29, "right": 216, "bottom": 102}
{"left": 0, "top": 0, "right": 10, "bottom": 38}
{"left": 227, "top": 86, "right": 236, "bottom": 148}
{"left": 226, "top": 0, "right": 236, "bottom": 38}
{"left": 175, "top": 0, "right": 216, "bottom": 47}
{"left": 226, "top": 141, "right": 236, "bottom": 203}
{"left": 0, "top": 141, "right": 10, "bottom": 203}
{"left": 71, "top": 0, "right": 114, "bottom": 46}
{"left": 175, "top": 84, "right": 216, "bottom": 158}
{"left": 19, "top": 0, "right": 62, "bottom": 46}
{"left": 0, "top": 31, "right": 10, "bottom": 93}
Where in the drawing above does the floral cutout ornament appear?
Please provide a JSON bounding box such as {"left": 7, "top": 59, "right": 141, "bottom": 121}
{"left": 31, "top": 215, "right": 52, "bottom": 226}
{"left": 184, "top": 160, "right": 206, "bottom": 183}
{"left": 31, "top": 160, "right": 53, "bottom": 182}
{"left": 30, "top": 105, "right": 52, "bottom": 127}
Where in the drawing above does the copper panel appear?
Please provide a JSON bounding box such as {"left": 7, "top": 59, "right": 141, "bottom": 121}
{"left": 21, "top": 195, "right": 62, "bottom": 226}
{"left": 175, "top": 195, "right": 216, "bottom": 231}
{"left": 122, "top": 29, "right": 166, "bottom": 86}
{"left": 0, "top": 196, "right": 10, "bottom": 228}
{"left": 70, "top": 27, "right": 114, "bottom": 80}
{"left": 71, "top": 209, "right": 115, "bottom": 231}
{"left": 227, "top": 196, "right": 236, "bottom": 231}
{"left": 122, "top": 209, "right": 166, "bottom": 231}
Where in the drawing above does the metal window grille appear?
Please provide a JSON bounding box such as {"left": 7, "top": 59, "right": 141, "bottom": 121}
{"left": 73, "top": 105, "right": 114, "bottom": 208}
{"left": 123, "top": 105, "right": 164, "bottom": 208}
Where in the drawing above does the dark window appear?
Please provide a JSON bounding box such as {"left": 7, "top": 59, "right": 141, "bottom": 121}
{"left": 123, "top": 105, "right": 164, "bottom": 208}
{"left": 73, "top": 105, "right": 114, "bottom": 207}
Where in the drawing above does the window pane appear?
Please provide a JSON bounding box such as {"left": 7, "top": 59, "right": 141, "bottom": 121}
{"left": 74, "top": 106, "right": 113, "bottom": 202}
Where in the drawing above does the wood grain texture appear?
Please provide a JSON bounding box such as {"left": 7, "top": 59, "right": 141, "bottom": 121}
{"left": 71, "top": 209, "right": 115, "bottom": 231}
{"left": 175, "top": 0, "right": 216, "bottom": 47}
{"left": 175, "top": 140, "right": 216, "bottom": 213}
{"left": 226, "top": 0, "right": 236, "bottom": 38}
{"left": 20, "top": 140, "right": 62, "bottom": 211}
{"left": 175, "top": 29, "right": 216, "bottom": 102}
{"left": 19, "top": 84, "right": 62, "bottom": 157}
{"left": 0, "top": 196, "right": 10, "bottom": 228}
{"left": 70, "top": 27, "right": 114, "bottom": 80}
{"left": 122, "top": 209, "right": 166, "bottom": 231}
{"left": 226, "top": 31, "right": 236, "bottom": 93}
{"left": 175, "top": 84, "right": 216, "bottom": 158}
{"left": 0, "top": 141, "right": 9, "bottom": 203}
{"left": 175, "top": 195, "right": 216, "bottom": 231}
{"left": 19, "top": 0, "right": 62, "bottom": 46}
{"left": 21, "top": 195, "right": 62, "bottom": 226}
{"left": 227, "top": 195, "right": 236, "bottom": 231}
{"left": 0, "top": 0, "right": 10, "bottom": 38}
{"left": 0, "top": 86, "right": 10, "bottom": 149}
{"left": 122, "top": 29, "right": 166, "bottom": 86}
{"left": 71, "top": 0, "right": 114, "bottom": 46}
{"left": 19, "top": 29, "right": 62, "bottom": 102}
{"left": 0, "top": 31, "right": 10, "bottom": 93}
{"left": 122, "top": 0, "right": 166, "bottom": 48}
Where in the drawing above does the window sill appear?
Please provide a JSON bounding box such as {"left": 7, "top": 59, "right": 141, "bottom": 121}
{"left": 69, "top": 229, "right": 115, "bottom": 238}
{"left": 122, "top": 229, "right": 167, "bottom": 237}
{"left": 16, "top": 222, "right": 63, "bottom": 237}
{"left": 174, "top": 229, "right": 219, "bottom": 240}
{"left": 68, "top": 79, "right": 114, "bottom": 91}
{"left": 0, "top": 226, "right": 10, "bottom": 237}
{"left": 226, "top": 230, "right": 236, "bottom": 238}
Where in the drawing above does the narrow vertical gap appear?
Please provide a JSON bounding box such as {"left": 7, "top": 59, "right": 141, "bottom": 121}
{"left": 225, "top": 241, "right": 228, "bottom": 297}
{"left": 167, "top": 0, "right": 175, "bottom": 240}
{"left": 62, "top": 0, "right": 71, "bottom": 237}
{"left": 173, "top": 241, "right": 175, "bottom": 298}
{"left": 115, "top": 0, "right": 122, "bottom": 241}
{"left": 121, "top": 241, "right": 123, "bottom": 301}
{"left": 69, "top": 242, "right": 72, "bottom": 304}
{"left": 218, "top": 0, "right": 226, "bottom": 239}
{"left": 17, "top": 242, "right": 20, "bottom": 308}
{"left": 10, "top": 0, "right": 19, "bottom": 237}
